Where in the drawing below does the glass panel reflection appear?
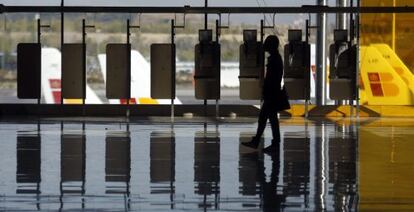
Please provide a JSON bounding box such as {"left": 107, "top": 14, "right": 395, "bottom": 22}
{"left": 105, "top": 131, "right": 131, "bottom": 194}
{"left": 194, "top": 130, "right": 220, "bottom": 209}
{"left": 9, "top": 120, "right": 413, "bottom": 211}
{"left": 60, "top": 133, "right": 86, "bottom": 193}
{"left": 60, "top": 132, "right": 86, "bottom": 210}
{"left": 328, "top": 126, "right": 357, "bottom": 211}
{"left": 283, "top": 131, "right": 310, "bottom": 207}
{"left": 150, "top": 131, "right": 175, "bottom": 209}
{"left": 238, "top": 132, "right": 264, "bottom": 198}
{"left": 16, "top": 133, "right": 41, "bottom": 194}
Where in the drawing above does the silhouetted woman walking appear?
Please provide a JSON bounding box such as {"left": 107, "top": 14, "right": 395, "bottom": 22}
{"left": 242, "top": 35, "right": 285, "bottom": 153}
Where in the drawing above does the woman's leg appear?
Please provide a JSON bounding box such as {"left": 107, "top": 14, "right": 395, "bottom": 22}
{"left": 263, "top": 110, "right": 281, "bottom": 154}
{"left": 255, "top": 103, "right": 269, "bottom": 139}
{"left": 242, "top": 102, "right": 269, "bottom": 149}
{"left": 268, "top": 111, "right": 280, "bottom": 142}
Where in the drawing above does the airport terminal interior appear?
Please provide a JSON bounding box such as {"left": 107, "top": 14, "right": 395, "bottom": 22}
{"left": 2, "top": 0, "right": 414, "bottom": 211}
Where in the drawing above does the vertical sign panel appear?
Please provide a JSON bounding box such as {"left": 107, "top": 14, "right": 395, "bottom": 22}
{"left": 150, "top": 44, "right": 175, "bottom": 99}
{"left": 194, "top": 43, "right": 221, "bottom": 100}
{"left": 106, "top": 44, "right": 131, "bottom": 99}
{"left": 62, "top": 44, "right": 84, "bottom": 99}
{"left": 17, "top": 43, "right": 41, "bottom": 99}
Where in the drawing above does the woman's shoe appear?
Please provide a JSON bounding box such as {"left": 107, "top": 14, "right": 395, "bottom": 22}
{"left": 241, "top": 136, "right": 261, "bottom": 149}
{"left": 263, "top": 139, "right": 280, "bottom": 154}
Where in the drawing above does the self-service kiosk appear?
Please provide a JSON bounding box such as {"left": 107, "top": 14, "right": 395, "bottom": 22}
{"left": 329, "top": 30, "right": 357, "bottom": 100}
{"left": 283, "top": 30, "right": 311, "bottom": 100}
{"left": 194, "top": 30, "right": 221, "bottom": 100}
{"left": 239, "top": 30, "right": 264, "bottom": 100}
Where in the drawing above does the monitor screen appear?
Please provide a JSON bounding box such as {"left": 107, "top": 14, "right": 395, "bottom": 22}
{"left": 243, "top": 30, "right": 257, "bottom": 42}
{"left": 199, "top": 30, "right": 213, "bottom": 42}
{"left": 334, "top": 30, "right": 348, "bottom": 42}
{"left": 288, "top": 30, "right": 302, "bottom": 42}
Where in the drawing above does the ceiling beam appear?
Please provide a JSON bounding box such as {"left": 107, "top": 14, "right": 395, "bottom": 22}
{"left": 1, "top": 5, "right": 414, "bottom": 14}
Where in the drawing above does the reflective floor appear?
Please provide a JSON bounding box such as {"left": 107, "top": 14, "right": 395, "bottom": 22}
{"left": 0, "top": 117, "right": 413, "bottom": 211}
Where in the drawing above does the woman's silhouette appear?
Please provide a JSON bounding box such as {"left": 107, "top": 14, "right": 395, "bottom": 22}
{"left": 242, "top": 35, "right": 283, "bottom": 153}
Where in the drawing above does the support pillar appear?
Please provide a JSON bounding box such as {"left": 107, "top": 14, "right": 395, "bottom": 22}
{"left": 316, "top": 0, "right": 327, "bottom": 106}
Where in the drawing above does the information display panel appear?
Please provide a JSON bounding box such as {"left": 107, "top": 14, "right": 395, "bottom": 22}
{"left": 150, "top": 44, "right": 175, "bottom": 99}
{"left": 17, "top": 43, "right": 41, "bottom": 99}
{"left": 62, "top": 44, "right": 84, "bottom": 99}
{"left": 106, "top": 44, "right": 131, "bottom": 99}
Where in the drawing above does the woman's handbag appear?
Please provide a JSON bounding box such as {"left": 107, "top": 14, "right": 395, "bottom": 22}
{"left": 275, "top": 86, "right": 291, "bottom": 111}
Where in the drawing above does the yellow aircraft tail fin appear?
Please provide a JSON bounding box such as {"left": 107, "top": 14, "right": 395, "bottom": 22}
{"left": 360, "top": 46, "right": 412, "bottom": 105}
{"left": 372, "top": 44, "right": 414, "bottom": 96}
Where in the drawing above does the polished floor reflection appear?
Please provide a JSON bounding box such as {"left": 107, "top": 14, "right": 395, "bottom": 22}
{"left": 0, "top": 118, "right": 413, "bottom": 211}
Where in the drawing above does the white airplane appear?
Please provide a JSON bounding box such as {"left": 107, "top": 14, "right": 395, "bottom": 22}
{"left": 98, "top": 50, "right": 182, "bottom": 104}
{"left": 41, "top": 47, "right": 102, "bottom": 104}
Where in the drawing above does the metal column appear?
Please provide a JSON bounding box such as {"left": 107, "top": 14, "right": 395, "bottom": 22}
{"left": 60, "top": 0, "right": 64, "bottom": 105}
{"left": 356, "top": 0, "right": 361, "bottom": 119}
{"left": 81, "top": 19, "right": 94, "bottom": 123}
{"left": 336, "top": 0, "right": 348, "bottom": 30}
{"left": 171, "top": 19, "right": 175, "bottom": 123}
{"left": 126, "top": 19, "right": 131, "bottom": 120}
{"left": 336, "top": 0, "right": 348, "bottom": 107}
{"left": 203, "top": 0, "right": 208, "bottom": 118}
{"left": 36, "top": 19, "right": 49, "bottom": 130}
{"left": 37, "top": 19, "right": 41, "bottom": 106}
{"left": 215, "top": 19, "right": 219, "bottom": 120}
{"left": 60, "top": 0, "right": 64, "bottom": 131}
{"left": 316, "top": 0, "right": 327, "bottom": 106}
